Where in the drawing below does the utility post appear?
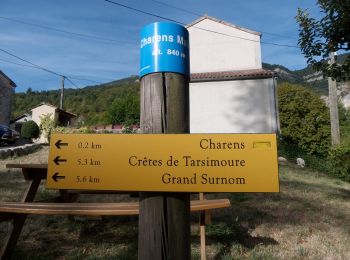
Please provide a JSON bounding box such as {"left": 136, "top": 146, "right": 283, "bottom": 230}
{"left": 60, "top": 76, "right": 65, "bottom": 110}
{"left": 328, "top": 52, "right": 340, "bottom": 146}
{"left": 138, "top": 22, "right": 190, "bottom": 260}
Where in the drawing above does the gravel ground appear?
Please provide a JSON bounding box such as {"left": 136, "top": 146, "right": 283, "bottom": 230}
{"left": 0, "top": 146, "right": 49, "bottom": 171}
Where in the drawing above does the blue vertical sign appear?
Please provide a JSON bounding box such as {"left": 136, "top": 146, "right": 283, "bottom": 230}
{"left": 140, "top": 22, "right": 190, "bottom": 78}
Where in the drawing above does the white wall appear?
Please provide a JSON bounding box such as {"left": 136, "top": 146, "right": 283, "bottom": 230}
{"left": 188, "top": 19, "right": 262, "bottom": 73}
{"left": 190, "top": 78, "right": 277, "bottom": 133}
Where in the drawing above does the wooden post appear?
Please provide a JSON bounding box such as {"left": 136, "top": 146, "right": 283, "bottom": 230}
{"left": 1, "top": 173, "right": 42, "bottom": 259}
{"left": 328, "top": 52, "right": 340, "bottom": 145}
{"left": 199, "top": 193, "right": 206, "bottom": 260}
{"left": 138, "top": 72, "right": 190, "bottom": 260}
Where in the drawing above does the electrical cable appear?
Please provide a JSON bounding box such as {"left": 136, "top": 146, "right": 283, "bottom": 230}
{"left": 0, "top": 57, "right": 39, "bottom": 69}
{"left": 0, "top": 48, "right": 63, "bottom": 76}
{"left": 0, "top": 16, "right": 135, "bottom": 45}
{"left": 149, "top": 0, "right": 202, "bottom": 17}
{"left": 65, "top": 77, "right": 79, "bottom": 88}
{"left": 0, "top": 47, "right": 82, "bottom": 88}
{"left": 66, "top": 76, "right": 102, "bottom": 84}
{"left": 104, "top": 0, "right": 299, "bottom": 48}
{"left": 0, "top": 57, "right": 107, "bottom": 86}
{"left": 0, "top": 53, "right": 117, "bottom": 86}
{"left": 104, "top": 0, "right": 180, "bottom": 23}
{"left": 148, "top": 0, "right": 297, "bottom": 40}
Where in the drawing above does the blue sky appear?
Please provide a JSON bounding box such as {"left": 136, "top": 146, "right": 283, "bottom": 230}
{"left": 0, "top": 0, "right": 322, "bottom": 92}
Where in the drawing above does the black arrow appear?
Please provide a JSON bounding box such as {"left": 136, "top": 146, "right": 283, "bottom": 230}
{"left": 55, "top": 140, "right": 68, "bottom": 149}
{"left": 52, "top": 172, "right": 65, "bottom": 182}
{"left": 53, "top": 156, "right": 67, "bottom": 165}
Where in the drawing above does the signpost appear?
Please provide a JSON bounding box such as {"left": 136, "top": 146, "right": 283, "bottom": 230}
{"left": 46, "top": 21, "right": 281, "bottom": 260}
{"left": 139, "top": 22, "right": 191, "bottom": 260}
{"left": 140, "top": 22, "right": 189, "bottom": 77}
{"left": 47, "top": 133, "right": 279, "bottom": 192}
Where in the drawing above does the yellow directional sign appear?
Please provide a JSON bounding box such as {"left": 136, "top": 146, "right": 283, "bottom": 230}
{"left": 47, "top": 133, "right": 279, "bottom": 192}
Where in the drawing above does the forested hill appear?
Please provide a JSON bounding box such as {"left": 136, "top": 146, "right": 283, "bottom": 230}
{"left": 263, "top": 52, "right": 349, "bottom": 95}
{"left": 12, "top": 53, "right": 349, "bottom": 126}
{"left": 262, "top": 62, "right": 328, "bottom": 95}
{"left": 13, "top": 76, "right": 140, "bottom": 125}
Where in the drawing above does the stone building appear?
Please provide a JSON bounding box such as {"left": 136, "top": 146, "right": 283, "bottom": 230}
{"left": 0, "top": 70, "right": 16, "bottom": 126}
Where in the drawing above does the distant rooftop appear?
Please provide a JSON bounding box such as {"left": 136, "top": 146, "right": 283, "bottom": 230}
{"left": 31, "top": 103, "right": 76, "bottom": 117}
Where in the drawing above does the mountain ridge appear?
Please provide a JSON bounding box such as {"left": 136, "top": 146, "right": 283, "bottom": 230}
{"left": 263, "top": 52, "right": 349, "bottom": 95}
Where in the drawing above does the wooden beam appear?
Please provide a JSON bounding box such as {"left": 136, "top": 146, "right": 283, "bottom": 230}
{"left": 199, "top": 193, "right": 206, "bottom": 260}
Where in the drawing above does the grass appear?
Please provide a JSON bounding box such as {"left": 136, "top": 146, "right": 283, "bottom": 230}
{"left": 1, "top": 148, "right": 350, "bottom": 259}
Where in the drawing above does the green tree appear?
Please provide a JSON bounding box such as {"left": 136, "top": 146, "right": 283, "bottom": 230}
{"left": 278, "top": 83, "right": 331, "bottom": 155}
{"left": 296, "top": 1, "right": 350, "bottom": 81}
{"left": 107, "top": 93, "right": 140, "bottom": 125}
{"left": 21, "top": 120, "right": 40, "bottom": 140}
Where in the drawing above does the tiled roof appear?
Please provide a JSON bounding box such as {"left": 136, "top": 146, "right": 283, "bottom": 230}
{"left": 190, "top": 69, "right": 277, "bottom": 82}
{"left": 186, "top": 15, "right": 261, "bottom": 36}
{"left": 56, "top": 108, "right": 77, "bottom": 118}
{"left": 0, "top": 70, "right": 16, "bottom": 88}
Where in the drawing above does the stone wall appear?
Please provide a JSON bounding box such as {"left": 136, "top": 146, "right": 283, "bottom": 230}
{"left": 0, "top": 143, "right": 42, "bottom": 159}
{"left": 0, "top": 83, "right": 14, "bottom": 126}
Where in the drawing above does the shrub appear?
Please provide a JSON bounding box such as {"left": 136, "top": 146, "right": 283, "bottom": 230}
{"left": 52, "top": 126, "right": 73, "bottom": 134}
{"left": 77, "top": 127, "right": 95, "bottom": 134}
{"left": 100, "top": 129, "right": 112, "bottom": 134}
{"left": 21, "top": 120, "right": 40, "bottom": 140}
{"left": 329, "top": 143, "right": 350, "bottom": 180}
{"left": 278, "top": 138, "right": 333, "bottom": 174}
{"left": 39, "top": 114, "right": 56, "bottom": 142}
{"left": 278, "top": 83, "right": 331, "bottom": 156}
{"left": 122, "top": 125, "right": 136, "bottom": 134}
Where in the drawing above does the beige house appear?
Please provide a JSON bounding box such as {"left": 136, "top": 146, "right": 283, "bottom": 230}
{"left": 0, "top": 70, "right": 16, "bottom": 126}
{"left": 187, "top": 16, "right": 279, "bottom": 133}
{"left": 31, "top": 103, "right": 76, "bottom": 143}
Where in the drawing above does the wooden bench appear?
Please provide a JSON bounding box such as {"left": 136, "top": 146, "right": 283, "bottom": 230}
{"left": 0, "top": 199, "right": 230, "bottom": 216}
{"left": 1, "top": 163, "right": 231, "bottom": 259}
{"left": 0, "top": 199, "right": 230, "bottom": 259}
